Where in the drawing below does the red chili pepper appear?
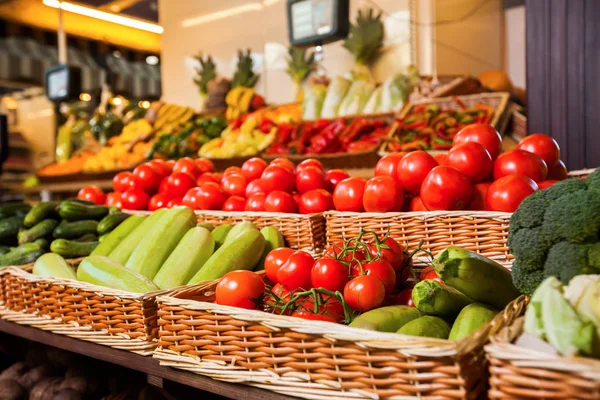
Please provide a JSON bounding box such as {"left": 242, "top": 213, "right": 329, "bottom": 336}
{"left": 403, "top": 120, "right": 426, "bottom": 130}
{"left": 413, "top": 105, "right": 427, "bottom": 113}
{"left": 276, "top": 123, "right": 293, "bottom": 144}
{"left": 482, "top": 114, "right": 492, "bottom": 124}
{"left": 313, "top": 119, "right": 332, "bottom": 131}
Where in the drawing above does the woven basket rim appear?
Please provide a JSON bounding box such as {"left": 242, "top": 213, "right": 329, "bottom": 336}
{"left": 568, "top": 168, "right": 596, "bottom": 177}
{"left": 323, "top": 210, "right": 512, "bottom": 218}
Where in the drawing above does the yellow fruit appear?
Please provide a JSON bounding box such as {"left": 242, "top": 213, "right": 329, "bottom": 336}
{"left": 238, "top": 88, "right": 255, "bottom": 112}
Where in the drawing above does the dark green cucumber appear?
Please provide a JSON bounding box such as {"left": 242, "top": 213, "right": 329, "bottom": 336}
{"left": 0, "top": 243, "right": 44, "bottom": 266}
{"left": 53, "top": 220, "right": 99, "bottom": 239}
{"left": 64, "top": 198, "right": 95, "bottom": 205}
{"left": 18, "top": 219, "right": 58, "bottom": 245}
{"left": 74, "top": 233, "right": 98, "bottom": 242}
{"left": 24, "top": 202, "right": 59, "bottom": 228}
{"left": 0, "top": 215, "right": 25, "bottom": 245}
{"left": 0, "top": 246, "right": 10, "bottom": 255}
{"left": 0, "top": 203, "right": 31, "bottom": 219}
{"left": 58, "top": 201, "right": 108, "bottom": 221}
{"left": 92, "top": 215, "right": 145, "bottom": 257}
{"left": 97, "top": 212, "right": 130, "bottom": 235}
{"left": 33, "top": 238, "right": 50, "bottom": 250}
{"left": 50, "top": 239, "right": 98, "bottom": 258}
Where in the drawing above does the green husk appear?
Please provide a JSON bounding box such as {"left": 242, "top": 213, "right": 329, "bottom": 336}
{"left": 232, "top": 49, "right": 259, "bottom": 88}
{"left": 193, "top": 53, "right": 217, "bottom": 95}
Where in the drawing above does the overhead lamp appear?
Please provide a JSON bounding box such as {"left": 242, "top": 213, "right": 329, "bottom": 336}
{"left": 182, "top": 3, "right": 263, "bottom": 28}
{"left": 79, "top": 92, "right": 91, "bottom": 102}
{"left": 43, "top": 0, "right": 164, "bottom": 34}
{"left": 146, "top": 55, "right": 159, "bottom": 65}
{"left": 138, "top": 100, "right": 151, "bottom": 108}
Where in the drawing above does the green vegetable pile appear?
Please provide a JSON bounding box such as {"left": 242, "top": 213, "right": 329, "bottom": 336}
{"left": 508, "top": 168, "right": 600, "bottom": 295}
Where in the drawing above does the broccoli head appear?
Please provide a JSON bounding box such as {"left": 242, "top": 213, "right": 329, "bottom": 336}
{"left": 507, "top": 226, "right": 548, "bottom": 268}
{"left": 511, "top": 261, "right": 546, "bottom": 296}
{"left": 586, "top": 168, "right": 600, "bottom": 194}
{"left": 544, "top": 242, "right": 600, "bottom": 283}
{"left": 542, "top": 177, "right": 588, "bottom": 201}
{"left": 542, "top": 190, "right": 600, "bottom": 244}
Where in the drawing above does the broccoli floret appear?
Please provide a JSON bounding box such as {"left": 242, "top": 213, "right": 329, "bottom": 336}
{"left": 507, "top": 226, "right": 548, "bottom": 268}
{"left": 510, "top": 190, "right": 548, "bottom": 232}
{"left": 542, "top": 190, "right": 600, "bottom": 244}
{"left": 586, "top": 168, "right": 600, "bottom": 194}
{"left": 511, "top": 261, "right": 545, "bottom": 296}
{"left": 542, "top": 177, "right": 588, "bottom": 201}
{"left": 544, "top": 242, "right": 600, "bottom": 284}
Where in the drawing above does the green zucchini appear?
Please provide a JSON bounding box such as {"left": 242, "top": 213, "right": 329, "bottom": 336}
{"left": 97, "top": 212, "right": 130, "bottom": 235}
{"left": 58, "top": 201, "right": 108, "bottom": 221}
{"left": 24, "top": 202, "right": 59, "bottom": 228}
{"left": 77, "top": 255, "right": 159, "bottom": 293}
{"left": 18, "top": 219, "right": 58, "bottom": 245}
{"left": 92, "top": 215, "right": 145, "bottom": 257}
{"left": 32, "top": 253, "right": 77, "bottom": 280}
{"left": 53, "top": 220, "right": 99, "bottom": 239}
{"left": 211, "top": 224, "right": 232, "bottom": 251}
{"left": 50, "top": 239, "right": 98, "bottom": 258}
{"left": 108, "top": 210, "right": 166, "bottom": 264}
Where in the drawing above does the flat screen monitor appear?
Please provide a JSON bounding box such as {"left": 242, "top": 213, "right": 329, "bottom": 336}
{"left": 287, "top": 0, "right": 349, "bottom": 46}
{"left": 45, "top": 64, "right": 82, "bottom": 102}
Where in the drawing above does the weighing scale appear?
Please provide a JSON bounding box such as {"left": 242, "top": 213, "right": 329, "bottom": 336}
{"left": 45, "top": 64, "right": 82, "bottom": 103}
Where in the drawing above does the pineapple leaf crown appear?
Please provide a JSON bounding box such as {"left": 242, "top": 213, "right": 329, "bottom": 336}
{"left": 193, "top": 53, "right": 217, "bottom": 95}
{"left": 232, "top": 49, "right": 260, "bottom": 88}
{"left": 286, "top": 46, "right": 316, "bottom": 84}
{"left": 343, "top": 8, "right": 384, "bottom": 67}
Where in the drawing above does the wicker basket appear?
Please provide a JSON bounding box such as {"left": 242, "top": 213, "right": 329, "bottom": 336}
{"left": 324, "top": 211, "right": 513, "bottom": 267}
{"left": 568, "top": 168, "right": 596, "bottom": 180}
{"left": 379, "top": 92, "right": 512, "bottom": 156}
{"left": 153, "top": 280, "right": 528, "bottom": 400}
{"left": 486, "top": 317, "right": 600, "bottom": 399}
{"left": 413, "top": 75, "right": 485, "bottom": 100}
{"left": 508, "top": 103, "right": 527, "bottom": 142}
{"left": 0, "top": 265, "right": 167, "bottom": 355}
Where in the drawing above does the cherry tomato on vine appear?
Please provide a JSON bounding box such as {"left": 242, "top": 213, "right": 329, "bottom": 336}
{"left": 421, "top": 166, "right": 473, "bottom": 211}
{"left": 367, "top": 237, "right": 408, "bottom": 272}
{"left": 397, "top": 151, "right": 438, "bottom": 193}
{"left": 311, "top": 258, "right": 349, "bottom": 292}
{"left": 486, "top": 174, "right": 538, "bottom": 212}
{"left": 351, "top": 259, "right": 396, "bottom": 294}
{"left": 78, "top": 185, "right": 106, "bottom": 205}
{"left": 216, "top": 270, "right": 265, "bottom": 310}
{"left": 419, "top": 266, "right": 442, "bottom": 282}
{"left": 453, "top": 124, "right": 502, "bottom": 160}
{"left": 343, "top": 275, "right": 385, "bottom": 312}
{"left": 264, "top": 248, "right": 295, "bottom": 283}
{"left": 324, "top": 240, "right": 367, "bottom": 267}
{"left": 493, "top": 149, "right": 548, "bottom": 182}
{"left": 241, "top": 157, "right": 268, "bottom": 182}
{"left": 333, "top": 177, "right": 367, "bottom": 212}
{"left": 291, "top": 311, "right": 338, "bottom": 322}
{"left": 276, "top": 251, "right": 314, "bottom": 290}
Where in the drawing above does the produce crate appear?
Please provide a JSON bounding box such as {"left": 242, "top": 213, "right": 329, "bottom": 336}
{"left": 485, "top": 316, "right": 600, "bottom": 399}
{"left": 0, "top": 264, "right": 167, "bottom": 355}
{"left": 379, "top": 92, "right": 512, "bottom": 156}
{"left": 153, "top": 280, "right": 528, "bottom": 400}
{"left": 324, "top": 210, "right": 513, "bottom": 267}
{"left": 414, "top": 75, "right": 485, "bottom": 100}
{"left": 508, "top": 103, "right": 527, "bottom": 142}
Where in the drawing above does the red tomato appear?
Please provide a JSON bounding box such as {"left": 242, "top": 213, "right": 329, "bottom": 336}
{"left": 291, "top": 311, "right": 338, "bottom": 322}
{"left": 393, "top": 288, "right": 414, "bottom": 307}
{"left": 548, "top": 160, "right": 568, "bottom": 180}
{"left": 367, "top": 237, "right": 407, "bottom": 272}
{"left": 261, "top": 165, "right": 295, "bottom": 193}
{"left": 325, "top": 169, "right": 350, "bottom": 192}
{"left": 297, "top": 297, "right": 344, "bottom": 322}
{"left": 453, "top": 124, "right": 503, "bottom": 160}
{"left": 277, "top": 251, "right": 314, "bottom": 290}
{"left": 419, "top": 266, "right": 442, "bottom": 282}
{"left": 538, "top": 180, "right": 559, "bottom": 190}
{"left": 292, "top": 192, "right": 302, "bottom": 205}
{"left": 270, "top": 157, "right": 295, "bottom": 173}
{"left": 104, "top": 192, "right": 122, "bottom": 208}
{"left": 311, "top": 258, "right": 349, "bottom": 292}
{"left": 409, "top": 195, "right": 428, "bottom": 212}
{"left": 352, "top": 259, "right": 396, "bottom": 294}
{"left": 296, "top": 158, "right": 325, "bottom": 174}
{"left": 446, "top": 142, "right": 493, "bottom": 183}
{"left": 333, "top": 177, "right": 367, "bottom": 212}
{"left": 343, "top": 275, "right": 385, "bottom": 312}
{"left": 324, "top": 240, "right": 366, "bottom": 267}
{"left": 264, "top": 248, "right": 295, "bottom": 283}
{"left": 196, "top": 182, "right": 228, "bottom": 210}
{"left": 468, "top": 182, "right": 492, "bottom": 211}
{"left": 196, "top": 172, "right": 221, "bottom": 187}
{"left": 215, "top": 270, "right": 265, "bottom": 310}
{"left": 295, "top": 166, "right": 328, "bottom": 194}
{"left": 195, "top": 158, "right": 214, "bottom": 174}
{"left": 158, "top": 176, "right": 170, "bottom": 193}
{"left": 167, "top": 197, "right": 182, "bottom": 208}
{"left": 299, "top": 189, "right": 334, "bottom": 214}
{"left": 133, "top": 164, "right": 161, "bottom": 193}
{"left": 181, "top": 187, "right": 202, "bottom": 209}
{"left": 245, "top": 179, "right": 267, "bottom": 197}
{"left": 374, "top": 153, "right": 406, "bottom": 184}
{"left": 222, "top": 196, "right": 246, "bottom": 211}
{"left": 486, "top": 174, "right": 538, "bottom": 212}
{"left": 121, "top": 188, "right": 149, "bottom": 210}
{"left": 148, "top": 160, "right": 171, "bottom": 178}
{"left": 270, "top": 282, "right": 295, "bottom": 303}
{"left": 224, "top": 166, "right": 242, "bottom": 176}
{"left": 363, "top": 176, "right": 404, "bottom": 212}
{"left": 165, "top": 160, "right": 175, "bottom": 171}
{"left": 221, "top": 173, "right": 247, "bottom": 197}
{"left": 433, "top": 153, "right": 447, "bottom": 165}
{"left": 516, "top": 133, "right": 560, "bottom": 168}
{"left": 241, "top": 157, "right": 268, "bottom": 181}
{"left": 421, "top": 166, "right": 473, "bottom": 211}
{"left": 113, "top": 172, "right": 135, "bottom": 193}
{"left": 493, "top": 149, "right": 548, "bottom": 182}
{"left": 397, "top": 151, "right": 438, "bottom": 193}
{"left": 265, "top": 191, "right": 298, "bottom": 213}
{"left": 78, "top": 186, "right": 106, "bottom": 205}
{"left": 173, "top": 157, "right": 200, "bottom": 178}
{"left": 245, "top": 193, "right": 266, "bottom": 211}
{"left": 148, "top": 193, "right": 170, "bottom": 211}
{"left": 165, "top": 173, "right": 196, "bottom": 198}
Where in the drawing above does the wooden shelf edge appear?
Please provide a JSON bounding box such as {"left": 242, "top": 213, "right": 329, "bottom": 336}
{"left": 0, "top": 320, "right": 290, "bottom": 400}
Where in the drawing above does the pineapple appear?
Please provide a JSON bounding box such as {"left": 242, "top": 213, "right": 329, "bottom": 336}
{"left": 232, "top": 49, "right": 259, "bottom": 88}
{"left": 193, "top": 53, "right": 217, "bottom": 110}
{"left": 286, "top": 46, "right": 316, "bottom": 102}
{"left": 343, "top": 8, "right": 384, "bottom": 81}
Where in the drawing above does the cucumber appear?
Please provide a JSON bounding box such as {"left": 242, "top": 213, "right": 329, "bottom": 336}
{"left": 125, "top": 207, "right": 196, "bottom": 279}
{"left": 255, "top": 226, "right": 284, "bottom": 271}
{"left": 0, "top": 246, "right": 10, "bottom": 256}
{"left": 18, "top": 219, "right": 59, "bottom": 245}
{"left": 74, "top": 233, "right": 98, "bottom": 242}
{"left": 0, "top": 215, "right": 25, "bottom": 245}
{"left": 0, "top": 203, "right": 31, "bottom": 219}
{"left": 0, "top": 243, "right": 44, "bottom": 266}
{"left": 50, "top": 239, "right": 98, "bottom": 258}
{"left": 53, "top": 220, "right": 99, "bottom": 239}
{"left": 433, "top": 246, "right": 520, "bottom": 309}
{"left": 412, "top": 279, "right": 474, "bottom": 317}
{"left": 153, "top": 226, "right": 215, "bottom": 289}
{"left": 448, "top": 303, "right": 499, "bottom": 341}
{"left": 65, "top": 198, "right": 95, "bottom": 205}
{"left": 58, "top": 201, "right": 108, "bottom": 221}
{"left": 93, "top": 215, "right": 145, "bottom": 257}
{"left": 108, "top": 210, "right": 166, "bottom": 264}
{"left": 188, "top": 228, "right": 266, "bottom": 284}
{"left": 197, "top": 222, "right": 214, "bottom": 232}
{"left": 349, "top": 305, "right": 421, "bottom": 332}
{"left": 24, "top": 202, "right": 59, "bottom": 228}
{"left": 223, "top": 222, "right": 258, "bottom": 245}
{"left": 97, "top": 212, "right": 130, "bottom": 235}
{"left": 77, "top": 255, "right": 159, "bottom": 293}
{"left": 211, "top": 224, "right": 233, "bottom": 250}
{"left": 33, "top": 238, "right": 49, "bottom": 250}
{"left": 397, "top": 316, "right": 451, "bottom": 339}
{"left": 33, "top": 253, "right": 77, "bottom": 280}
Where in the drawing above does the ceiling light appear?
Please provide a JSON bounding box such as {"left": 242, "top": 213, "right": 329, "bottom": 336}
{"left": 79, "top": 93, "right": 91, "bottom": 102}
{"left": 138, "top": 100, "right": 151, "bottom": 108}
{"left": 112, "top": 50, "right": 122, "bottom": 58}
{"left": 111, "top": 97, "right": 123, "bottom": 105}
{"left": 146, "top": 55, "right": 159, "bottom": 65}
{"left": 43, "top": 0, "right": 164, "bottom": 34}
{"left": 182, "top": 3, "right": 263, "bottom": 28}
